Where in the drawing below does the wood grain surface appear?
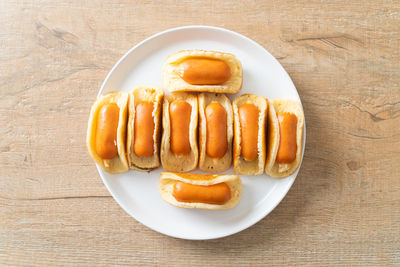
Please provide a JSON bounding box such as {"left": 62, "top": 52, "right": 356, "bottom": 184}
{"left": 1, "top": 0, "right": 399, "bottom": 266}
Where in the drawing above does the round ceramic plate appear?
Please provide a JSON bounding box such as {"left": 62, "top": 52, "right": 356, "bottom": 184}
{"left": 98, "top": 26, "right": 305, "bottom": 240}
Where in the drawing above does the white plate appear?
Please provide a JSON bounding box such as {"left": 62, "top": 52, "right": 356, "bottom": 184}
{"left": 98, "top": 26, "right": 305, "bottom": 240}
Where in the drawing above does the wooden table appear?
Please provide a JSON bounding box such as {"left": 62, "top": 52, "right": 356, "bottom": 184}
{"left": 1, "top": 1, "right": 399, "bottom": 265}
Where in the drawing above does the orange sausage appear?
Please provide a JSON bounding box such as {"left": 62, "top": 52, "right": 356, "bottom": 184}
{"left": 134, "top": 102, "right": 154, "bottom": 157}
{"left": 172, "top": 181, "right": 231, "bottom": 205}
{"left": 169, "top": 100, "right": 192, "bottom": 156}
{"left": 238, "top": 103, "right": 259, "bottom": 162}
{"left": 276, "top": 112, "right": 298, "bottom": 164}
{"left": 205, "top": 102, "right": 227, "bottom": 158}
{"left": 95, "top": 103, "right": 120, "bottom": 159}
{"left": 179, "top": 57, "right": 231, "bottom": 85}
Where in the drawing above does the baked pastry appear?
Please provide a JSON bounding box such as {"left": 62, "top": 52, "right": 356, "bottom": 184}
{"left": 265, "top": 99, "right": 304, "bottom": 177}
{"left": 233, "top": 94, "right": 268, "bottom": 175}
{"left": 159, "top": 172, "right": 242, "bottom": 210}
{"left": 86, "top": 92, "right": 129, "bottom": 173}
{"left": 162, "top": 50, "right": 242, "bottom": 94}
{"left": 198, "top": 93, "right": 233, "bottom": 172}
{"left": 127, "top": 86, "right": 163, "bottom": 171}
{"left": 160, "top": 92, "right": 198, "bottom": 172}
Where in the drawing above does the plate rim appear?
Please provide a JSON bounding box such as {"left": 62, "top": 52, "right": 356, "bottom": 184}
{"left": 96, "top": 25, "right": 306, "bottom": 240}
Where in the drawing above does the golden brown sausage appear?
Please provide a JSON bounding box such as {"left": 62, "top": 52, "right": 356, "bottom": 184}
{"left": 172, "top": 181, "right": 231, "bottom": 205}
{"left": 134, "top": 102, "right": 154, "bottom": 157}
{"left": 179, "top": 58, "right": 231, "bottom": 85}
{"left": 169, "top": 100, "right": 192, "bottom": 156}
{"left": 276, "top": 112, "right": 298, "bottom": 164}
{"left": 238, "top": 103, "right": 259, "bottom": 162}
{"left": 95, "top": 103, "right": 120, "bottom": 159}
{"left": 205, "top": 102, "right": 227, "bottom": 158}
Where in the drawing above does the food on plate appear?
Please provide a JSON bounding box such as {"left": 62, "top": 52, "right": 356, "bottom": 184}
{"left": 198, "top": 93, "right": 233, "bottom": 172}
{"left": 161, "top": 92, "right": 198, "bottom": 172}
{"left": 127, "top": 86, "right": 164, "bottom": 171}
{"left": 86, "top": 92, "right": 129, "bottom": 173}
{"left": 233, "top": 94, "right": 268, "bottom": 175}
{"left": 159, "top": 172, "right": 242, "bottom": 209}
{"left": 265, "top": 99, "right": 304, "bottom": 177}
{"left": 162, "top": 50, "right": 242, "bottom": 94}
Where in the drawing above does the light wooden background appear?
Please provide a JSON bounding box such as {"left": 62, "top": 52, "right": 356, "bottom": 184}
{"left": 1, "top": 0, "right": 399, "bottom": 266}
